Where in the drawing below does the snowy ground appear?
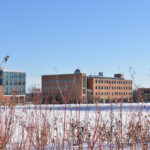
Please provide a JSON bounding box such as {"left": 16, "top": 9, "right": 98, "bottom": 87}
{"left": 0, "top": 103, "right": 150, "bottom": 149}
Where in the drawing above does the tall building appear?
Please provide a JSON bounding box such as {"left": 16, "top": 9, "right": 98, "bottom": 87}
{"left": 0, "top": 67, "right": 26, "bottom": 104}
{"left": 87, "top": 72, "right": 132, "bottom": 103}
{"left": 42, "top": 69, "right": 87, "bottom": 104}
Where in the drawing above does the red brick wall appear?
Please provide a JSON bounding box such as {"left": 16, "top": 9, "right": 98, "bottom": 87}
{"left": 0, "top": 86, "right": 3, "bottom": 100}
{"left": 42, "top": 74, "right": 84, "bottom": 103}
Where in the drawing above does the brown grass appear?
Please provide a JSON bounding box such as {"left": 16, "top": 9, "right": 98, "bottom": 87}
{"left": 0, "top": 72, "right": 150, "bottom": 149}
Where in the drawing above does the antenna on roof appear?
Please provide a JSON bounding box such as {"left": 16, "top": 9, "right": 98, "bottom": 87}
{"left": 118, "top": 65, "right": 120, "bottom": 73}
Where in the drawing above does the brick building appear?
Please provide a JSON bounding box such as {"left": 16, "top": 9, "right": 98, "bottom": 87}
{"left": 87, "top": 72, "right": 132, "bottom": 103}
{"left": 42, "top": 69, "right": 87, "bottom": 104}
{"left": 42, "top": 70, "right": 132, "bottom": 104}
{"left": 0, "top": 67, "right": 26, "bottom": 105}
{"left": 133, "top": 88, "right": 150, "bottom": 102}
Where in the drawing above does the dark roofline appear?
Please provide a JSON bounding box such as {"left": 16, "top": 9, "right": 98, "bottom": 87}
{"left": 87, "top": 76, "right": 131, "bottom": 81}
{"left": 42, "top": 73, "right": 86, "bottom": 77}
{"left": 0, "top": 69, "right": 26, "bottom": 73}
{"left": 138, "top": 88, "right": 150, "bottom": 90}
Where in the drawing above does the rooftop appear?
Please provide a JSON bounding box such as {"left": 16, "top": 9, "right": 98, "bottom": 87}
{"left": 87, "top": 75, "right": 126, "bottom": 80}
{"left": 42, "top": 69, "right": 86, "bottom": 77}
{"left": 0, "top": 67, "right": 26, "bottom": 73}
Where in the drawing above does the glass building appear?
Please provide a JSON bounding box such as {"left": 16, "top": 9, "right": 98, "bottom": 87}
{"left": 0, "top": 69, "right": 26, "bottom": 96}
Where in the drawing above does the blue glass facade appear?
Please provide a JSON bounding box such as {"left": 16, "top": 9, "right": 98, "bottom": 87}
{"left": 0, "top": 70, "right": 3, "bottom": 86}
{"left": 0, "top": 70, "right": 26, "bottom": 95}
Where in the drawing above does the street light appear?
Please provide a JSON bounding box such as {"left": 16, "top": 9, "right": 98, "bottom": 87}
{"left": 0, "top": 56, "right": 10, "bottom": 67}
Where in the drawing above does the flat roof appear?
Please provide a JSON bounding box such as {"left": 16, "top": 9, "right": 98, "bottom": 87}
{"left": 42, "top": 73, "right": 86, "bottom": 77}
{"left": 87, "top": 76, "right": 131, "bottom": 81}
{"left": 138, "top": 88, "right": 150, "bottom": 90}
{"left": 1, "top": 70, "right": 26, "bottom": 73}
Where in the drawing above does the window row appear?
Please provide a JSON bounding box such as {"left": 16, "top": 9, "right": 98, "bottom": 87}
{"left": 3, "top": 81, "right": 25, "bottom": 86}
{"left": 95, "top": 86, "right": 132, "bottom": 90}
{"left": 43, "top": 79, "right": 73, "bottom": 85}
{"left": 43, "top": 86, "right": 70, "bottom": 90}
{"left": 95, "top": 79, "right": 132, "bottom": 85}
{"left": 95, "top": 92, "right": 132, "bottom": 96}
{"left": 43, "top": 91, "right": 70, "bottom": 96}
{"left": 4, "top": 73, "right": 25, "bottom": 78}
{"left": 3, "top": 87, "right": 25, "bottom": 95}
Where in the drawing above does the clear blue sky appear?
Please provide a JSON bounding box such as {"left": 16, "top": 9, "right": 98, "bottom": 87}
{"left": 0, "top": 0, "right": 150, "bottom": 89}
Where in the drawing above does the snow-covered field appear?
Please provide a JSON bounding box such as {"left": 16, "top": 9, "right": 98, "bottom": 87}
{"left": 0, "top": 103, "right": 150, "bottom": 149}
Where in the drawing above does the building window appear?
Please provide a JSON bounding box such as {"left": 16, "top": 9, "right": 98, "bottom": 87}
{"left": 83, "top": 89, "right": 86, "bottom": 94}
{"left": 3, "top": 72, "right": 26, "bottom": 95}
{"left": 0, "top": 79, "right": 2, "bottom": 85}
{"left": 83, "top": 76, "right": 86, "bottom": 87}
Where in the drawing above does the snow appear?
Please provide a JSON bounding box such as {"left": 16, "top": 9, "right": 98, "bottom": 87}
{"left": 0, "top": 103, "right": 150, "bottom": 149}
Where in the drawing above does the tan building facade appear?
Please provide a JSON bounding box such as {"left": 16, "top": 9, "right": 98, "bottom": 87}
{"left": 42, "top": 69, "right": 87, "bottom": 104}
{"left": 87, "top": 73, "right": 132, "bottom": 103}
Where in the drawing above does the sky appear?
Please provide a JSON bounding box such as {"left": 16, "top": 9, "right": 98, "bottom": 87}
{"left": 0, "top": 0, "right": 150, "bottom": 90}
